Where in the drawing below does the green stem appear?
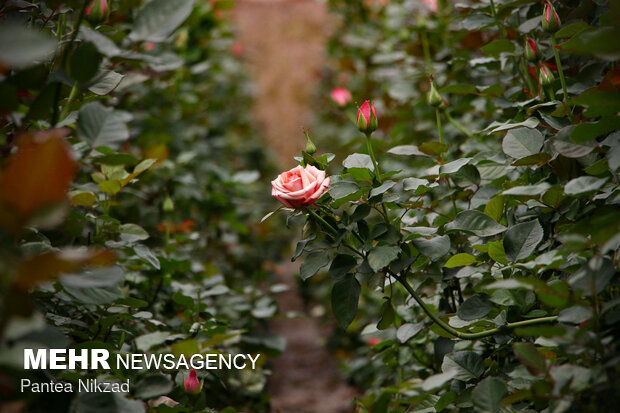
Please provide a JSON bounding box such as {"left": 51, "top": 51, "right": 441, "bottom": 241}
{"left": 520, "top": 58, "right": 536, "bottom": 97}
{"left": 308, "top": 208, "right": 364, "bottom": 258}
{"left": 551, "top": 35, "right": 568, "bottom": 103}
{"left": 392, "top": 273, "right": 558, "bottom": 340}
{"left": 435, "top": 108, "right": 444, "bottom": 145}
{"left": 365, "top": 133, "right": 382, "bottom": 183}
{"left": 420, "top": 29, "right": 433, "bottom": 75}
{"left": 488, "top": 0, "right": 506, "bottom": 37}
{"left": 445, "top": 111, "right": 473, "bottom": 139}
{"left": 51, "top": 0, "right": 88, "bottom": 126}
{"left": 58, "top": 82, "right": 79, "bottom": 122}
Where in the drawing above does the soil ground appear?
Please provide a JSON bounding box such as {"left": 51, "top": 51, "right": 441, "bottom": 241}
{"left": 234, "top": 1, "right": 356, "bottom": 412}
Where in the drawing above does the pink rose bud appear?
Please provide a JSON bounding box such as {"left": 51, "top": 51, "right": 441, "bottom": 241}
{"left": 330, "top": 87, "right": 352, "bottom": 106}
{"left": 541, "top": 1, "right": 561, "bottom": 33}
{"left": 538, "top": 63, "right": 555, "bottom": 86}
{"left": 271, "top": 165, "right": 330, "bottom": 209}
{"left": 86, "top": 0, "right": 109, "bottom": 25}
{"left": 356, "top": 100, "right": 378, "bottom": 133}
{"left": 524, "top": 37, "right": 538, "bottom": 61}
{"left": 184, "top": 369, "right": 200, "bottom": 395}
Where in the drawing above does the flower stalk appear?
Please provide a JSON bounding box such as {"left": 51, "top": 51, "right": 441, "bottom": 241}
{"left": 392, "top": 272, "right": 558, "bottom": 340}
{"left": 550, "top": 35, "right": 568, "bottom": 103}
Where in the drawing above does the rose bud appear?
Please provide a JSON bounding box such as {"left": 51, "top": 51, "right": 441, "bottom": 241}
{"left": 184, "top": 369, "right": 201, "bottom": 395}
{"left": 356, "top": 100, "right": 378, "bottom": 133}
{"left": 541, "top": 1, "right": 561, "bottom": 33}
{"left": 85, "top": 0, "right": 109, "bottom": 25}
{"left": 271, "top": 165, "right": 330, "bottom": 209}
{"left": 330, "top": 87, "right": 352, "bottom": 106}
{"left": 304, "top": 131, "right": 317, "bottom": 155}
{"left": 427, "top": 81, "right": 443, "bottom": 107}
{"left": 524, "top": 37, "right": 538, "bottom": 61}
{"left": 538, "top": 63, "right": 555, "bottom": 86}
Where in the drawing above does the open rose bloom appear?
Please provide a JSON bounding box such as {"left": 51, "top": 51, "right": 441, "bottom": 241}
{"left": 272, "top": 165, "right": 330, "bottom": 208}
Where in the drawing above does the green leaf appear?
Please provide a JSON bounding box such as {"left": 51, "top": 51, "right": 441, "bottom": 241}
{"left": 331, "top": 276, "right": 361, "bottom": 329}
{"left": 561, "top": 26, "right": 620, "bottom": 60}
{"left": 411, "top": 235, "right": 450, "bottom": 261}
{"left": 77, "top": 102, "right": 129, "bottom": 149}
{"left": 555, "top": 22, "right": 590, "bottom": 39}
{"left": 558, "top": 306, "right": 593, "bottom": 324}
{"left": 369, "top": 180, "right": 396, "bottom": 198}
{"left": 328, "top": 181, "right": 361, "bottom": 200}
{"left": 343, "top": 153, "right": 374, "bottom": 171}
{"left": 69, "top": 42, "right": 101, "bottom": 84}
{"left": 0, "top": 22, "right": 56, "bottom": 69}
{"left": 444, "top": 253, "right": 477, "bottom": 268}
{"left": 396, "top": 322, "right": 424, "bottom": 343}
{"left": 60, "top": 267, "right": 123, "bottom": 305}
{"left": 457, "top": 294, "right": 493, "bottom": 320}
{"left": 569, "top": 90, "right": 620, "bottom": 117}
{"left": 134, "top": 374, "right": 173, "bottom": 400}
{"left": 511, "top": 152, "right": 551, "bottom": 166}
{"left": 419, "top": 142, "right": 449, "bottom": 156}
{"left": 504, "top": 220, "right": 544, "bottom": 262}
{"left": 387, "top": 145, "right": 426, "bottom": 156}
{"left": 502, "top": 127, "right": 544, "bottom": 159}
{"left": 570, "top": 116, "right": 620, "bottom": 143}
{"left": 442, "top": 351, "right": 484, "bottom": 381}
{"left": 488, "top": 240, "right": 507, "bottom": 265}
{"left": 300, "top": 251, "right": 330, "bottom": 280}
{"left": 329, "top": 254, "right": 357, "bottom": 279}
{"left": 564, "top": 176, "right": 608, "bottom": 195}
{"left": 119, "top": 223, "right": 150, "bottom": 242}
{"left": 471, "top": 377, "right": 507, "bottom": 413}
{"left": 483, "top": 196, "right": 504, "bottom": 222}
{"left": 134, "top": 244, "right": 160, "bottom": 270}
{"left": 98, "top": 180, "right": 121, "bottom": 194}
{"left": 129, "top": 0, "right": 196, "bottom": 42}
{"left": 377, "top": 300, "right": 395, "bottom": 330}
{"left": 446, "top": 211, "right": 507, "bottom": 237}
{"left": 439, "top": 158, "right": 471, "bottom": 175}
{"left": 568, "top": 257, "right": 615, "bottom": 295}
{"left": 481, "top": 39, "right": 515, "bottom": 56}
{"left": 135, "top": 331, "right": 170, "bottom": 352}
{"left": 513, "top": 342, "right": 547, "bottom": 376}
{"left": 367, "top": 246, "right": 401, "bottom": 272}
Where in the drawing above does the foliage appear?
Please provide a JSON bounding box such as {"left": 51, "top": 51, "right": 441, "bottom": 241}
{"left": 0, "top": 1, "right": 286, "bottom": 412}
{"left": 280, "top": 0, "right": 620, "bottom": 411}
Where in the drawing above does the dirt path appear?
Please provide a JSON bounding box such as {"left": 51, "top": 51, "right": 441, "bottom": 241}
{"left": 233, "top": 1, "right": 356, "bottom": 412}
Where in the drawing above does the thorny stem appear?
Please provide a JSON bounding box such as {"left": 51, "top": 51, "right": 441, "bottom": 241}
{"left": 391, "top": 272, "right": 558, "bottom": 340}
{"left": 551, "top": 35, "right": 569, "bottom": 103}
{"left": 421, "top": 29, "right": 433, "bottom": 75}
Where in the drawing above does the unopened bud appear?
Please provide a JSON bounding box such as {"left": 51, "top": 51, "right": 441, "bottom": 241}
{"left": 538, "top": 64, "right": 555, "bottom": 86}
{"left": 524, "top": 37, "right": 538, "bottom": 61}
{"left": 85, "top": 0, "right": 109, "bottom": 25}
{"left": 304, "top": 130, "right": 317, "bottom": 155}
{"left": 427, "top": 81, "right": 443, "bottom": 107}
{"left": 541, "top": 1, "right": 561, "bottom": 33}
{"left": 356, "top": 100, "right": 378, "bottom": 133}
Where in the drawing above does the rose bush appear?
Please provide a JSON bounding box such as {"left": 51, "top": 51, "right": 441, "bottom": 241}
{"left": 271, "top": 0, "right": 620, "bottom": 411}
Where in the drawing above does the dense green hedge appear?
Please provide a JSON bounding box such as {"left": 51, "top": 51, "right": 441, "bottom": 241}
{"left": 0, "top": 1, "right": 285, "bottom": 412}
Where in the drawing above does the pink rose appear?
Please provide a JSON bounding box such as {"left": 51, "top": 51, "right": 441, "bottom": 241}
{"left": 422, "top": 0, "right": 438, "bottom": 13}
{"left": 184, "top": 369, "right": 200, "bottom": 394}
{"left": 330, "top": 87, "right": 352, "bottom": 106}
{"left": 271, "top": 165, "right": 330, "bottom": 208}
